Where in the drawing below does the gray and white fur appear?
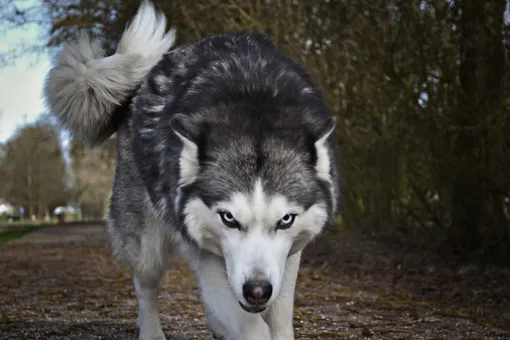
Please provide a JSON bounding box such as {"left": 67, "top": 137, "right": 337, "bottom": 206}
{"left": 44, "top": 1, "right": 342, "bottom": 339}
{"left": 44, "top": 0, "right": 176, "bottom": 142}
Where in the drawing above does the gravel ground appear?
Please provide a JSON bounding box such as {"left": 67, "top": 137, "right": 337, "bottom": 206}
{"left": 0, "top": 224, "right": 508, "bottom": 340}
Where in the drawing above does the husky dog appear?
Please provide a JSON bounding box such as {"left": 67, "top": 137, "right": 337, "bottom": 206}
{"left": 44, "top": 1, "right": 341, "bottom": 339}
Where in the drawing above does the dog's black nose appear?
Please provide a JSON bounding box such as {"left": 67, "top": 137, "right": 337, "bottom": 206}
{"left": 242, "top": 280, "right": 272, "bottom": 305}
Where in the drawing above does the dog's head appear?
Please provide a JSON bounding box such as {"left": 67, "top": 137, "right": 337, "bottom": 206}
{"left": 171, "top": 106, "right": 339, "bottom": 313}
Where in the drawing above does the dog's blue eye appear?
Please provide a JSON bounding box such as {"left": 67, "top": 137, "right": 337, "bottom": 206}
{"left": 277, "top": 214, "right": 297, "bottom": 229}
{"left": 218, "top": 211, "right": 240, "bottom": 229}
{"left": 222, "top": 211, "right": 234, "bottom": 222}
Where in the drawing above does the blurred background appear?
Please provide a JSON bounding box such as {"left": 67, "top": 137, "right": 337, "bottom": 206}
{"left": 0, "top": 0, "right": 509, "bottom": 264}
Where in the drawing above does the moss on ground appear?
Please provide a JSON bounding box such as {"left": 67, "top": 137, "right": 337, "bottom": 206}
{"left": 0, "top": 226, "right": 37, "bottom": 246}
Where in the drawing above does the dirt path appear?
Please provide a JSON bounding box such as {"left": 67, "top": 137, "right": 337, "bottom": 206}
{"left": 0, "top": 224, "right": 508, "bottom": 339}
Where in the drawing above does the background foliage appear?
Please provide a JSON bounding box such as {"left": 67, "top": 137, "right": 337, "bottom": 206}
{"left": 0, "top": 120, "right": 67, "bottom": 218}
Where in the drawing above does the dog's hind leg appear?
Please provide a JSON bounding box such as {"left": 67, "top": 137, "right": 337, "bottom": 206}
{"left": 181, "top": 246, "right": 271, "bottom": 340}
{"left": 264, "top": 250, "right": 302, "bottom": 340}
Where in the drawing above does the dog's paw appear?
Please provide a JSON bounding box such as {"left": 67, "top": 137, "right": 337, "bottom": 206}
{"left": 139, "top": 336, "right": 166, "bottom": 340}
{"left": 211, "top": 333, "right": 224, "bottom": 340}
{"left": 139, "top": 329, "right": 166, "bottom": 340}
{"left": 271, "top": 332, "right": 294, "bottom": 340}
{"left": 140, "top": 336, "right": 166, "bottom": 340}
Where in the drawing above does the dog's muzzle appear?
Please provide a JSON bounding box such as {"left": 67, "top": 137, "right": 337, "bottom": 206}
{"left": 238, "top": 301, "right": 267, "bottom": 313}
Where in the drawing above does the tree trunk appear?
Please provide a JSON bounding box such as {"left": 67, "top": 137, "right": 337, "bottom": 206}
{"left": 450, "top": 0, "right": 506, "bottom": 252}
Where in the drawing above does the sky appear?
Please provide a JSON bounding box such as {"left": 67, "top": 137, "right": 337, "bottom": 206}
{"left": 0, "top": 55, "right": 51, "bottom": 143}
{"left": 0, "top": 0, "right": 50, "bottom": 143}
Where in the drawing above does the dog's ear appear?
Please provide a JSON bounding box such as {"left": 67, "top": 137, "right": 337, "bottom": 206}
{"left": 170, "top": 114, "right": 201, "bottom": 185}
{"left": 313, "top": 116, "right": 336, "bottom": 183}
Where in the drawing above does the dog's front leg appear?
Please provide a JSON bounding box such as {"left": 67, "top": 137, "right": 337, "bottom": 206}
{"left": 132, "top": 223, "right": 171, "bottom": 340}
{"left": 190, "top": 250, "right": 271, "bottom": 340}
{"left": 134, "top": 276, "right": 166, "bottom": 340}
{"left": 264, "top": 250, "right": 302, "bottom": 340}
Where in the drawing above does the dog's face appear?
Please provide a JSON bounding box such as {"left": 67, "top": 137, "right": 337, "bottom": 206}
{"left": 182, "top": 179, "right": 328, "bottom": 312}
{"left": 171, "top": 112, "right": 336, "bottom": 313}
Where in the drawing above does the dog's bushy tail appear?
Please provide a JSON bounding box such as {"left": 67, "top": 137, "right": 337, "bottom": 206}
{"left": 44, "top": 0, "right": 176, "bottom": 143}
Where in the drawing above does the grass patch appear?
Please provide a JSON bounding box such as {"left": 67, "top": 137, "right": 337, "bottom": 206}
{"left": 0, "top": 220, "right": 56, "bottom": 228}
{"left": 437, "top": 309, "right": 472, "bottom": 319}
{"left": 0, "top": 226, "right": 38, "bottom": 246}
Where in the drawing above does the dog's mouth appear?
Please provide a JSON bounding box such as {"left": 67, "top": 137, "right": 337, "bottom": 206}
{"left": 239, "top": 302, "right": 266, "bottom": 313}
